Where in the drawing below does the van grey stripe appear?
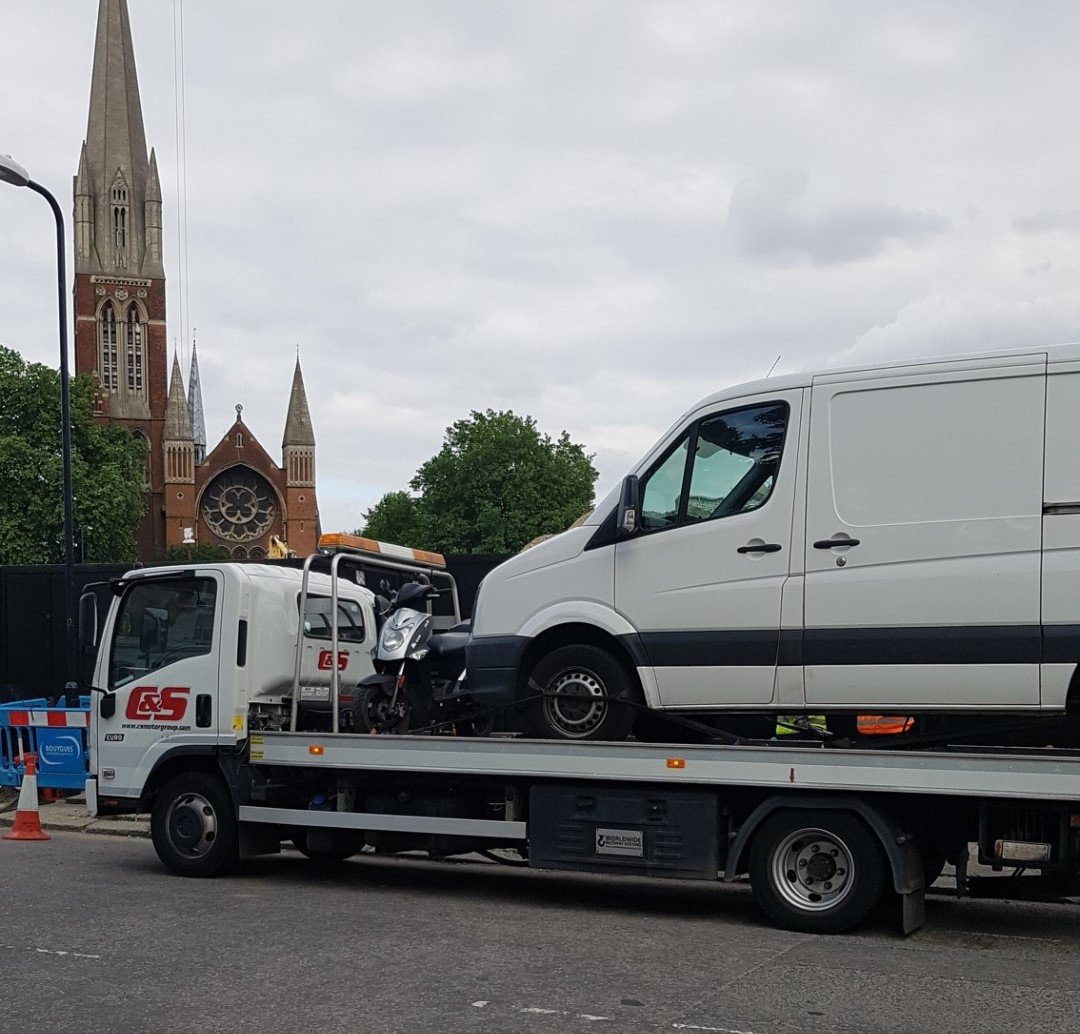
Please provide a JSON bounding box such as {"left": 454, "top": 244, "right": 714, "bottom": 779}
{"left": 623, "top": 625, "right": 1080, "bottom": 667}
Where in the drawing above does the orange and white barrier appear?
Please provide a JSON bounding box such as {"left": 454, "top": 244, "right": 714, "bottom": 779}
{"left": 2, "top": 709, "right": 88, "bottom": 728}
{"left": 3, "top": 753, "right": 50, "bottom": 842}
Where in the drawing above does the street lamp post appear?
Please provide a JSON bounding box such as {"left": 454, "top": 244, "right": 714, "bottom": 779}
{"left": 0, "top": 154, "right": 77, "bottom": 692}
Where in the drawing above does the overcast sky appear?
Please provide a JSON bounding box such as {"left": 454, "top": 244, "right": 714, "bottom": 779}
{"left": 3, "top": 1, "right": 1080, "bottom": 533}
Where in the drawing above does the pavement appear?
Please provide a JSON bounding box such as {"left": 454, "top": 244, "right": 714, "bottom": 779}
{"left": 0, "top": 786, "right": 149, "bottom": 837}
{"left": 2, "top": 832, "right": 1080, "bottom": 1034}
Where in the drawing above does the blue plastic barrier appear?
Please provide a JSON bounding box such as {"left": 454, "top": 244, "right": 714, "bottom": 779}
{"left": 0, "top": 696, "right": 91, "bottom": 791}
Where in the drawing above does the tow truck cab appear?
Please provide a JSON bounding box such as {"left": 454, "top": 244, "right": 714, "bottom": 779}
{"left": 85, "top": 562, "right": 376, "bottom": 807}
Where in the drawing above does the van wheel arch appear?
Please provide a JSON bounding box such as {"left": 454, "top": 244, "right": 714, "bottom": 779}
{"left": 516, "top": 623, "right": 642, "bottom": 699}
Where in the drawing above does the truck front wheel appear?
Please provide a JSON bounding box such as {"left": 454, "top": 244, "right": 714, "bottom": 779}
{"left": 526, "top": 644, "right": 640, "bottom": 741}
{"left": 747, "top": 809, "right": 886, "bottom": 934}
{"left": 151, "top": 772, "right": 239, "bottom": 878}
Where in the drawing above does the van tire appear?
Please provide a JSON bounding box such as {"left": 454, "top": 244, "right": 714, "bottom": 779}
{"left": 151, "top": 772, "right": 239, "bottom": 878}
{"left": 526, "top": 644, "right": 639, "bottom": 741}
{"left": 748, "top": 809, "right": 886, "bottom": 934}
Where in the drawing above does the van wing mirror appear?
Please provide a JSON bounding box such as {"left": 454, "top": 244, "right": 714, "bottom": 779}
{"left": 617, "top": 475, "right": 640, "bottom": 539}
{"left": 78, "top": 592, "right": 98, "bottom": 649}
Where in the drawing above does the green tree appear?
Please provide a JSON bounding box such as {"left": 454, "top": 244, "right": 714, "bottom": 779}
{"left": 358, "top": 490, "right": 423, "bottom": 546}
{"left": 362, "top": 409, "right": 597, "bottom": 554}
{"left": 0, "top": 344, "right": 146, "bottom": 563}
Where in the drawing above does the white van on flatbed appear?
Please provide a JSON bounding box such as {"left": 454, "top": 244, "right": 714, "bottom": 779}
{"left": 467, "top": 345, "right": 1080, "bottom": 741}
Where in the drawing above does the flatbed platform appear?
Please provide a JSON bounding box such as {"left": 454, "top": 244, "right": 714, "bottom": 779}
{"left": 249, "top": 732, "right": 1080, "bottom": 802}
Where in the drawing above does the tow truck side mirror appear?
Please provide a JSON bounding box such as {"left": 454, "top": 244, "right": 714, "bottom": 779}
{"left": 78, "top": 592, "right": 98, "bottom": 649}
{"left": 617, "top": 474, "right": 640, "bottom": 539}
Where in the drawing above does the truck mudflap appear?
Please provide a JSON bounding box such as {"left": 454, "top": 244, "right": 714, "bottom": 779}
{"left": 724, "top": 793, "right": 925, "bottom": 932}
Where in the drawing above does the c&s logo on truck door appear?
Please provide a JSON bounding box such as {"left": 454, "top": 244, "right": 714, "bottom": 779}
{"left": 317, "top": 650, "right": 349, "bottom": 672}
{"left": 125, "top": 686, "right": 190, "bottom": 722}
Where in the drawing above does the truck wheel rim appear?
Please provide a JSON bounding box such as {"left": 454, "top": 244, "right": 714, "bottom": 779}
{"left": 770, "top": 827, "right": 854, "bottom": 912}
{"left": 165, "top": 792, "right": 218, "bottom": 858}
{"left": 543, "top": 669, "right": 606, "bottom": 738}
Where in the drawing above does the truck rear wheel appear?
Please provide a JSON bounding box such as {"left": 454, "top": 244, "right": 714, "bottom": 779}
{"left": 526, "top": 644, "right": 639, "bottom": 741}
{"left": 151, "top": 772, "right": 239, "bottom": 878}
{"left": 748, "top": 809, "right": 886, "bottom": 934}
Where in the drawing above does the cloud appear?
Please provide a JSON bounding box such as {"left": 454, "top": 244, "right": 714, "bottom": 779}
{"left": 727, "top": 170, "right": 950, "bottom": 266}
{"left": 834, "top": 291, "right": 1080, "bottom": 368}
{"left": 4, "top": 1, "right": 1080, "bottom": 537}
{"left": 1013, "top": 208, "right": 1080, "bottom": 234}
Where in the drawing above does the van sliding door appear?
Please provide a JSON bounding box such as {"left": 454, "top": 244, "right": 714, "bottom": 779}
{"left": 803, "top": 355, "right": 1046, "bottom": 709}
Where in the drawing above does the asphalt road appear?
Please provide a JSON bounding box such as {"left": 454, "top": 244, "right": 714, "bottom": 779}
{"left": 3, "top": 834, "right": 1080, "bottom": 1034}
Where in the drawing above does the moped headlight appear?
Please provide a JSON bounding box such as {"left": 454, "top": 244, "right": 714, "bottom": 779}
{"left": 381, "top": 626, "right": 407, "bottom": 651}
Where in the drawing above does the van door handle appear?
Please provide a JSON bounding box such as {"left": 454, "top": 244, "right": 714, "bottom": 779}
{"left": 813, "top": 536, "right": 861, "bottom": 549}
{"left": 737, "top": 542, "right": 783, "bottom": 554}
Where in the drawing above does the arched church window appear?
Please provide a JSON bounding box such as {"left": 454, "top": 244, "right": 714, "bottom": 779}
{"left": 232, "top": 547, "right": 248, "bottom": 559}
{"left": 131, "top": 429, "right": 151, "bottom": 489}
{"left": 99, "top": 302, "right": 119, "bottom": 391}
{"left": 125, "top": 304, "right": 144, "bottom": 395}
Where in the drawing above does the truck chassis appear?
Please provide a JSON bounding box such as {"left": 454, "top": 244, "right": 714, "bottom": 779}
{"left": 114, "top": 730, "right": 1080, "bottom": 936}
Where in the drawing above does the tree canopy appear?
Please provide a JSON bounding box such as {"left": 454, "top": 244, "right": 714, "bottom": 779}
{"left": 0, "top": 344, "right": 146, "bottom": 564}
{"left": 360, "top": 409, "right": 598, "bottom": 554}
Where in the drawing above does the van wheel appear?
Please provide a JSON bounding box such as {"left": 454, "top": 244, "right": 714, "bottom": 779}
{"left": 526, "top": 644, "right": 639, "bottom": 741}
{"left": 151, "top": 772, "right": 239, "bottom": 878}
{"left": 748, "top": 809, "right": 886, "bottom": 934}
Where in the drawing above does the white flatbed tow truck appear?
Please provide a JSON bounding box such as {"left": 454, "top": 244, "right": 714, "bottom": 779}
{"left": 82, "top": 538, "right": 1080, "bottom": 935}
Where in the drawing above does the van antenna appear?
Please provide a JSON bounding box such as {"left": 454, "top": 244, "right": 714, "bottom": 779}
{"left": 766, "top": 354, "right": 781, "bottom": 378}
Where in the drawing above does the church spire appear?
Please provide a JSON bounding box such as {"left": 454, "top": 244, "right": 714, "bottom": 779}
{"left": 79, "top": 0, "right": 152, "bottom": 275}
{"left": 282, "top": 357, "right": 315, "bottom": 448}
{"left": 187, "top": 334, "right": 207, "bottom": 465}
{"left": 283, "top": 357, "right": 315, "bottom": 492}
{"left": 163, "top": 354, "right": 192, "bottom": 441}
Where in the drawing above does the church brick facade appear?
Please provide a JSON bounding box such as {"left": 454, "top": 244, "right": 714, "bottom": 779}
{"left": 72, "top": 0, "right": 319, "bottom": 561}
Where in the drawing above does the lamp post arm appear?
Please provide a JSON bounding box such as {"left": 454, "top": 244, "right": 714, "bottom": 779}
{"left": 28, "top": 178, "right": 76, "bottom": 688}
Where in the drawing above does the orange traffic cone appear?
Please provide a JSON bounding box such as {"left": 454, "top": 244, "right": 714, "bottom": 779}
{"left": 3, "top": 753, "right": 50, "bottom": 842}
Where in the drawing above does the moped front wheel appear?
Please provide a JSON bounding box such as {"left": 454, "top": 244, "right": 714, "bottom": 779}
{"left": 353, "top": 682, "right": 410, "bottom": 734}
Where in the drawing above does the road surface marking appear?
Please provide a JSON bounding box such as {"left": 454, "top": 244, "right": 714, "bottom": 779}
{"left": 2, "top": 944, "right": 102, "bottom": 961}
{"left": 672, "top": 1025, "right": 761, "bottom": 1033}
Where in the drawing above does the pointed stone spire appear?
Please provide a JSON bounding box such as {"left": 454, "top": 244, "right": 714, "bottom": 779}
{"left": 164, "top": 354, "right": 192, "bottom": 441}
{"left": 73, "top": 143, "right": 94, "bottom": 265}
{"left": 79, "top": 0, "right": 151, "bottom": 275}
{"left": 187, "top": 334, "right": 206, "bottom": 465}
{"left": 283, "top": 356, "right": 315, "bottom": 491}
{"left": 282, "top": 357, "right": 315, "bottom": 448}
{"left": 144, "top": 147, "right": 164, "bottom": 276}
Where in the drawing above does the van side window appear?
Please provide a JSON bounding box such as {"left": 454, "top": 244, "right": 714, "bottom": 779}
{"left": 109, "top": 577, "right": 217, "bottom": 688}
{"left": 638, "top": 401, "right": 789, "bottom": 533}
{"left": 685, "top": 402, "right": 788, "bottom": 523}
{"left": 641, "top": 435, "right": 690, "bottom": 530}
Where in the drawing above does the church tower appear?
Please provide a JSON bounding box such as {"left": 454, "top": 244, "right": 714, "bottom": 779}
{"left": 282, "top": 358, "right": 318, "bottom": 551}
{"left": 72, "top": 0, "right": 168, "bottom": 559}
{"left": 162, "top": 354, "right": 196, "bottom": 548}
